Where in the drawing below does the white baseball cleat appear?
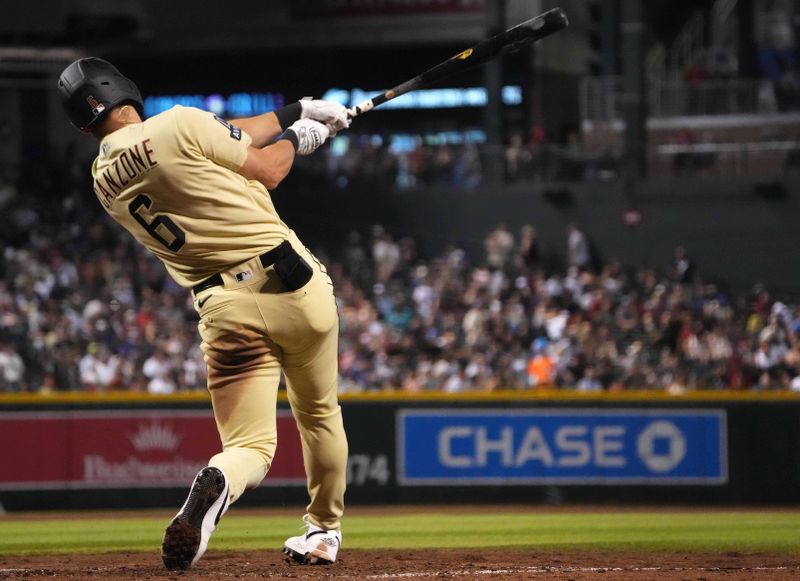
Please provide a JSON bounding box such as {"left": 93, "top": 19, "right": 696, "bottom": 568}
{"left": 283, "top": 515, "right": 342, "bottom": 565}
{"left": 161, "top": 466, "right": 230, "bottom": 571}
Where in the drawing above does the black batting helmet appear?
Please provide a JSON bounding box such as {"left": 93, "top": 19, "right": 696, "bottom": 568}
{"left": 58, "top": 58, "right": 143, "bottom": 130}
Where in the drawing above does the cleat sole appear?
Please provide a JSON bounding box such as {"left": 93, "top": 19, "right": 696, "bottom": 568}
{"left": 162, "top": 518, "right": 200, "bottom": 571}
{"left": 282, "top": 546, "right": 335, "bottom": 566}
{"left": 161, "top": 467, "right": 227, "bottom": 571}
{"left": 283, "top": 546, "right": 308, "bottom": 564}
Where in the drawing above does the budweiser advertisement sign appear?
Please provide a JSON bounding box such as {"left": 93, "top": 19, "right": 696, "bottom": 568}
{"left": 0, "top": 410, "right": 306, "bottom": 489}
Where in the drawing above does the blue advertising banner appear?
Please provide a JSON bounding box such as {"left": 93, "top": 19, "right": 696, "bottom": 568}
{"left": 398, "top": 409, "right": 727, "bottom": 485}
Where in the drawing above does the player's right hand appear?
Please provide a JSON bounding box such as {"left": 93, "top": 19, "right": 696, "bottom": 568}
{"left": 286, "top": 119, "right": 330, "bottom": 156}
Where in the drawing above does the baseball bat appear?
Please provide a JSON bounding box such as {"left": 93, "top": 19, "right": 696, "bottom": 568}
{"left": 347, "top": 7, "right": 569, "bottom": 118}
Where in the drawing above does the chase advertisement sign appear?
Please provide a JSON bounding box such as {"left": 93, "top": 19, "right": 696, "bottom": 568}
{"left": 398, "top": 409, "right": 727, "bottom": 485}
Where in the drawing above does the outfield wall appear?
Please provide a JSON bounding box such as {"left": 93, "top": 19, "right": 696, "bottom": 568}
{"left": 1, "top": 392, "right": 799, "bottom": 510}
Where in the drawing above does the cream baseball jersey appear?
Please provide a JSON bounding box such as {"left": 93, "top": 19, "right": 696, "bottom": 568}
{"left": 91, "top": 105, "right": 290, "bottom": 288}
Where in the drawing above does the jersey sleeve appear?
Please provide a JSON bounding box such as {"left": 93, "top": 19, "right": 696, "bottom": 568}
{"left": 173, "top": 106, "right": 253, "bottom": 171}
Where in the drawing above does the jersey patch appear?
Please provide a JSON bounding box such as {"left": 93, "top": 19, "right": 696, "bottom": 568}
{"left": 214, "top": 115, "right": 242, "bottom": 141}
{"left": 234, "top": 269, "right": 252, "bottom": 283}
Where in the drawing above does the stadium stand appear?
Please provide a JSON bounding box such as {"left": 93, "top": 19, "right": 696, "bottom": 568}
{"left": 1, "top": 179, "right": 798, "bottom": 393}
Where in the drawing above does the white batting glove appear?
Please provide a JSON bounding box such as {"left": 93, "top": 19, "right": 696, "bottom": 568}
{"left": 299, "top": 99, "right": 351, "bottom": 135}
{"left": 285, "top": 119, "right": 330, "bottom": 156}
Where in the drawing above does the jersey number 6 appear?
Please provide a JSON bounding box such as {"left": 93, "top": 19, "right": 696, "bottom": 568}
{"left": 128, "top": 194, "right": 186, "bottom": 252}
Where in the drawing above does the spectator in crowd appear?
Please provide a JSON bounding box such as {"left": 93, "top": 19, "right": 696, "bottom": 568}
{"left": 78, "top": 343, "right": 120, "bottom": 391}
{"left": 669, "top": 246, "right": 697, "bottom": 283}
{"left": 484, "top": 223, "right": 515, "bottom": 269}
{"left": 181, "top": 350, "right": 207, "bottom": 391}
{"left": 516, "top": 225, "right": 541, "bottom": 270}
{"left": 143, "top": 348, "right": 177, "bottom": 395}
{"left": 566, "top": 223, "right": 590, "bottom": 270}
{"left": 505, "top": 133, "right": 532, "bottom": 182}
{"left": 371, "top": 225, "right": 400, "bottom": 284}
{"left": 757, "top": 4, "right": 799, "bottom": 112}
{"left": 0, "top": 341, "right": 25, "bottom": 391}
{"left": 576, "top": 366, "right": 603, "bottom": 392}
{"left": 527, "top": 338, "right": 556, "bottom": 388}
{"left": 453, "top": 143, "right": 483, "bottom": 189}
{"left": 342, "top": 231, "right": 371, "bottom": 291}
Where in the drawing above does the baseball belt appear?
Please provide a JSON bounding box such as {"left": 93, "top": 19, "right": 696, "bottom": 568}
{"left": 192, "top": 239, "right": 313, "bottom": 295}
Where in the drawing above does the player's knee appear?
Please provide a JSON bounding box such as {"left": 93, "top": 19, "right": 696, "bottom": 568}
{"left": 253, "top": 436, "right": 278, "bottom": 464}
{"left": 292, "top": 401, "right": 343, "bottom": 424}
{"left": 228, "top": 435, "right": 277, "bottom": 466}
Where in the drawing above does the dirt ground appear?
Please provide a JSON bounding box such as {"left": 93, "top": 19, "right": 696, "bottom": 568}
{"left": 2, "top": 549, "right": 800, "bottom": 580}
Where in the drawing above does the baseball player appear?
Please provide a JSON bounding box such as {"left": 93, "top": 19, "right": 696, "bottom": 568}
{"left": 58, "top": 58, "right": 349, "bottom": 570}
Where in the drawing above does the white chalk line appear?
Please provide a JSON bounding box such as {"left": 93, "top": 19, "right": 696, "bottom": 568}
{"left": 0, "top": 565, "right": 796, "bottom": 578}
{"left": 364, "top": 565, "right": 794, "bottom": 579}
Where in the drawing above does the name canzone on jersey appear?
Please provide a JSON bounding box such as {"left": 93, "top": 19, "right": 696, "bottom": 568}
{"left": 94, "top": 138, "right": 158, "bottom": 208}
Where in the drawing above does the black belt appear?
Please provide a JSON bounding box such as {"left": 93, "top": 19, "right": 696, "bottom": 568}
{"left": 192, "top": 240, "right": 293, "bottom": 295}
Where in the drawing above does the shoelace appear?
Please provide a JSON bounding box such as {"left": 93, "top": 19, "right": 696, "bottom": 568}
{"left": 298, "top": 513, "right": 316, "bottom": 535}
{"left": 299, "top": 514, "right": 340, "bottom": 540}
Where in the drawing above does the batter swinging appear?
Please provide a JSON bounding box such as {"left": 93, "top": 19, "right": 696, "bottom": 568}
{"left": 58, "top": 58, "right": 349, "bottom": 570}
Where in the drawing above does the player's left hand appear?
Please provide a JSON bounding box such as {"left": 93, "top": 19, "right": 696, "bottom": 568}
{"left": 299, "top": 99, "right": 350, "bottom": 135}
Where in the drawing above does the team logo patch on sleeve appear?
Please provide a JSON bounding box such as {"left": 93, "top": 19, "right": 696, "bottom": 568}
{"left": 213, "top": 115, "right": 242, "bottom": 140}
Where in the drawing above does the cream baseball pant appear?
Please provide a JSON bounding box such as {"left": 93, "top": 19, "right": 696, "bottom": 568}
{"left": 194, "top": 230, "right": 347, "bottom": 531}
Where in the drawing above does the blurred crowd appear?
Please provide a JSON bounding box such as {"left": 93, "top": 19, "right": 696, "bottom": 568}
{"left": 334, "top": 224, "right": 800, "bottom": 393}
{"left": 295, "top": 133, "right": 609, "bottom": 191}
{"left": 303, "top": 129, "right": 798, "bottom": 188}
{"left": 2, "top": 180, "right": 800, "bottom": 394}
{"left": 0, "top": 184, "right": 205, "bottom": 393}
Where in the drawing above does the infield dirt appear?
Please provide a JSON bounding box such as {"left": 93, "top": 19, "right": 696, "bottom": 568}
{"left": 2, "top": 549, "right": 800, "bottom": 580}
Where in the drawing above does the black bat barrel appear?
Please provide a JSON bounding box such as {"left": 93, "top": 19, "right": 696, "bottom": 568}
{"left": 364, "top": 8, "right": 569, "bottom": 113}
